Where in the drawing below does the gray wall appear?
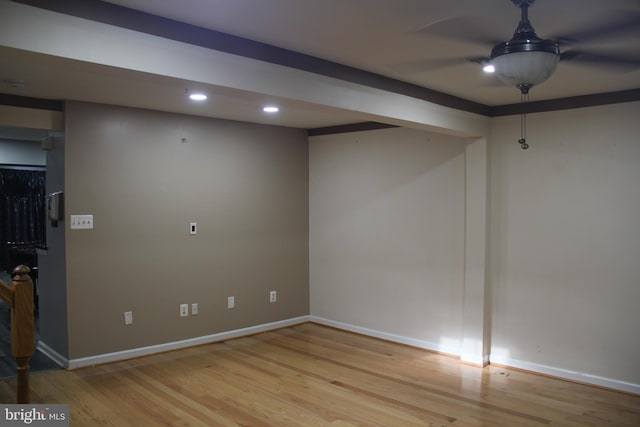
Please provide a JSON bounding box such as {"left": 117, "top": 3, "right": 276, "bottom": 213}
{"left": 39, "top": 136, "right": 68, "bottom": 358}
{"left": 63, "top": 102, "right": 309, "bottom": 359}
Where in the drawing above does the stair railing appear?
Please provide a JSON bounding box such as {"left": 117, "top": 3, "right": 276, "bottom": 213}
{"left": 0, "top": 265, "right": 35, "bottom": 403}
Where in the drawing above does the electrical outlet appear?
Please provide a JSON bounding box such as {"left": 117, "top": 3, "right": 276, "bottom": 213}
{"left": 189, "top": 222, "right": 197, "bottom": 235}
{"left": 227, "top": 296, "right": 235, "bottom": 309}
{"left": 124, "top": 311, "right": 133, "bottom": 326}
{"left": 269, "top": 290, "right": 277, "bottom": 303}
{"left": 191, "top": 303, "right": 198, "bottom": 315}
{"left": 180, "top": 303, "right": 189, "bottom": 317}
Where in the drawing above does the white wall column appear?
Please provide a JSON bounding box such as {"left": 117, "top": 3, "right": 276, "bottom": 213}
{"left": 461, "top": 137, "right": 490, "bottom": 366}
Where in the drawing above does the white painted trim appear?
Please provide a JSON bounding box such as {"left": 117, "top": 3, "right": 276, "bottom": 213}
{"left": 309, "top": 317, "right": 639, "bottom": 395}
{"left": 1, "top": 1, "right": 489, "bottom": 138}
{"left": 309, "top": 316, "right": 461, "bottom": 357}
{"left": 460, "top": 353, "right": 490, "bottom": 367}
{"left": 43, "top": 315, "right": 639, "bottom": 395}
{"left": 490, "top": 355, "right": 640, "bottom": 395}
{"left": 67, "top": 316, "right": 310, "bottom": 369}
{"left": 37, "top": 341, "right": 69, "bottom": 369}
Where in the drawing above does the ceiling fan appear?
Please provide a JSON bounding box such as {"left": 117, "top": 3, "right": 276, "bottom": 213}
{"left": 486, "top": 0, "right": 559, "bottom": 95}
{"left": 406, "top": 0, "right": 640, "bottom": 89}
{"left": 484, "top": 0, "right": 640, "bottom": 95}
{"left": 403, "top": 0, "right": 640, "bottom": 148}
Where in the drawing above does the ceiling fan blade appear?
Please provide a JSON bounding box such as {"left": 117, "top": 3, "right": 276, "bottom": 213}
{"left": 389, "top": 56, "right": 489, "bottom": 75}
{"left": 411, "top": 15, "right": 504, "bottom": 47}
{"left": 550, "top": 11, "right": 640, "bottom": 45}
{"left": 561, "top": 49, "right": 640, "bottom": 72}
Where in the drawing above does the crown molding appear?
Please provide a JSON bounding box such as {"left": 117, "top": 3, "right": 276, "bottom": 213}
{"left": 8, "top": 0, "right": 640, "bottom": 121}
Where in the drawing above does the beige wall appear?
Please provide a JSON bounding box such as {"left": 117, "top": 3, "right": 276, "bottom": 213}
{"left": 309, "top": 103, "right": 640, "bottom": 392}
{"left": 63, "top": 102, "right": 309, "bottom": 359}
{"left": 309, "top": 127, "right": 468, "bottom": 351}
{"left": 489, "top": 101, "right": 640, "bottom": 387}
{"left": 43, "top": 98, "right": 640, "bottom": 392}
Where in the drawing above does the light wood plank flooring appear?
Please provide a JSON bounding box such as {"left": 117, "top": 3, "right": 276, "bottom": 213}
{"left": 1, "top": 323, "right": 639, "bottom": 426}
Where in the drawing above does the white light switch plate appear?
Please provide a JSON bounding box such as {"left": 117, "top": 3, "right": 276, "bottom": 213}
{"left": 70, "top": 214, "right": 93, "bottom": 229}
{"left": 180, "top": 303, "right": 189, "bottom": 317}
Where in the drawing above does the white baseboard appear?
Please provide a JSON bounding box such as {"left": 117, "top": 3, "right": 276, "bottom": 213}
{"left": 37, "top": 341, "right": 68, "bottom": 369}
{"left": 310, "top": 316, "right": 639, "bottom": 395}
{"left": 490, "top": 355, "right": 640, "bottom": 395}
{"left": 460, "top": 353, "right": 490, "bottom": 367}
{"left": 309, "top": 316, "right": 461, "bottom": 357}
{"left": 40, "top": 314, "right": 640, "bottom": 396}
{"left": 67, "top": 315, "right": 310, "bottom": 370}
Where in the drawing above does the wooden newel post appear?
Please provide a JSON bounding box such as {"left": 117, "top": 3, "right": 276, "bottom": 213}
{"left": 11, "top": 265, "right": 35, "bottom": 404}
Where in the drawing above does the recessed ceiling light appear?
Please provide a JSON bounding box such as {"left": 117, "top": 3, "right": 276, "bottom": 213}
{"left": 263, "top": 106, "right": 279, "bottom": 113}
{"left": 483, "top": 64, "right": 495, "bottom": 73}
{"left": 189, "top": 93, "right": 207, "bottom": 101}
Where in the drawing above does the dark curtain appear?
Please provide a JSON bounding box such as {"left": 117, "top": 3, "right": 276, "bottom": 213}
{"left": 0, "top": 169, "right": 47, "bottom": 246}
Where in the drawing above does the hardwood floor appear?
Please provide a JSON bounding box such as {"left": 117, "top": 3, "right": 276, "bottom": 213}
{"left": 1, "top": 323, "right": 638, "bottom": 426}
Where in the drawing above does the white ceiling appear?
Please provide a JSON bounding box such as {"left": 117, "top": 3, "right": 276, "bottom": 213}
{"left": 102, "top": 0, "right": 640, "bottom": 105}
{"left": 1, "top": 0, "right": 639, "bottom": 137}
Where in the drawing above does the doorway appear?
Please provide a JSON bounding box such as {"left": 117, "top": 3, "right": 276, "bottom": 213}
{"left": 0, "top": 126, "right": 61, "bottom": 377}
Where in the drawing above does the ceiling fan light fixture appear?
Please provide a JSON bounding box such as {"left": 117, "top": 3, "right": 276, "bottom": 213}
{"left": 491, "top": 36, "right": 560, "bottom": 93}
{"left": 490, "top": 0, "right": 560, "bottom": 93}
